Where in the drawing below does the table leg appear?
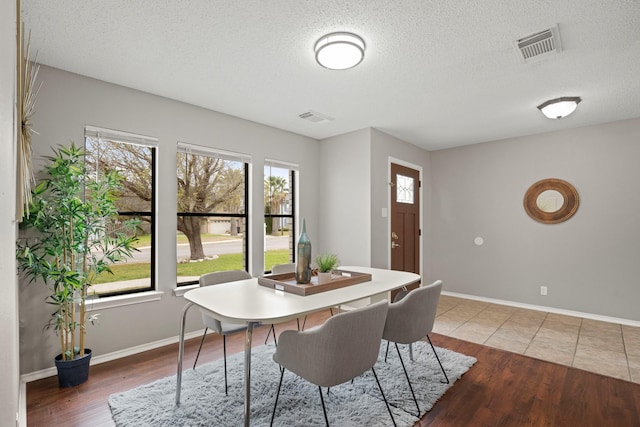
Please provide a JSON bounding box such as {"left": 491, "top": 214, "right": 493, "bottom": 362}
{"left": 175, "top": 302, "right": 194, "bottom": 406}
{"left": 244, "top": 321, "right": 259, "bottom": 427}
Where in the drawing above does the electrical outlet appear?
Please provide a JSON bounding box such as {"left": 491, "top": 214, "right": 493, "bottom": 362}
{"left": 540, "top": 286, "right": 548, "bottom": 296}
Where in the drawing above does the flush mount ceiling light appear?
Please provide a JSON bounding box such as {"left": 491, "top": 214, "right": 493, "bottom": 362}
{"left": 314, "top": 32, "right": 365, "bottom": 70}
{"left": 537, "top": 96, "right": 582, "bottom": 119}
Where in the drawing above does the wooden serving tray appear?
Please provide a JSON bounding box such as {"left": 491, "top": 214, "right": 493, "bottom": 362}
{"left": 258, "top": 269, "right": 372, "bottom": 296}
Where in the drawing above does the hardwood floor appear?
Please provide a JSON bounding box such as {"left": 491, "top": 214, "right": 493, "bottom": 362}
{"left": 27, "top": 311, "right": 640, "bottom": 426}
{"left": 418, "top": 335, "right": 640, "bottom": 427}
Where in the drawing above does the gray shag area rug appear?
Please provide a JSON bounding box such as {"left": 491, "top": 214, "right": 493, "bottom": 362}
{"left": 109, "top": 340, "right": 476, "bottom": 426}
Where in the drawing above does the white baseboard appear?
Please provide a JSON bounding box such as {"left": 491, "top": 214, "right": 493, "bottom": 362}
{"left": 442, "top": 291, "right": 640, "bottom": 328}
{"left": 20, "top": 328, "right": 206, "bottom": 384}
{"left": 20, "top": 293, "right": 640, "bottom": 384}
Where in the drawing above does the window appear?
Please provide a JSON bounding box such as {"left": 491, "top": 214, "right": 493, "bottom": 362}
{"left": 396, "top": 174, "right": 414, "bottom": 204}
{"left": 84, "top": 126, "right": 157, "bottom": 297}
{"left": 264, "top": 159, "right": 297, "bottom": 272}
{"left": 176, "top": 143, "right": 250, "bottom": 285}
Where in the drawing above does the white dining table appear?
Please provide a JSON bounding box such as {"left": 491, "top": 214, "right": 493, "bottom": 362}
{"left": 174, "top": 266, "right": 420, "bottom": 426}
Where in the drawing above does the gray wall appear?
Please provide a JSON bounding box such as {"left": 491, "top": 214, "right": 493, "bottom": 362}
{"left": 1, "top": 1, "right": 20, "bottom": 423}
{"left": 318, "top": 129, "right": 372, "bottom": 266}
{"left": 19, "top": 65, "right": 640, "bottom": 376}
{"left": 317, "top": 128, "right": 432, "bottom": 272}
{"left": 430, "top": 117, "right": 640, "bottom": 321}
{"left": 21, "top": 66, "right": 320, "bottom": 373}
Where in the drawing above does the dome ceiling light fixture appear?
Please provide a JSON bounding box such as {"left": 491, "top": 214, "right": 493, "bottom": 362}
{"left": 537, "top": 96, "right": 582, "bottom": 119}
{"left": 314, "top": 32, "right": 365, "bottom": 70}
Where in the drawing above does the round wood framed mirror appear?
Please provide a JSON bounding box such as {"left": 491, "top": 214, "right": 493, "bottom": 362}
{"left": 524, "top": 178, "right": 579, "bottom": 224}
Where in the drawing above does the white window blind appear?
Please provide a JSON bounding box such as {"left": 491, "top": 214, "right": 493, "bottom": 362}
{"left": 264, "top": 158, "right": 299, "bottom": 171}
{"left": 177, "top": 142, "right": 252, "bottom": 164}
{"left": 85, "top": 125, "right": 158, "bottom": 147}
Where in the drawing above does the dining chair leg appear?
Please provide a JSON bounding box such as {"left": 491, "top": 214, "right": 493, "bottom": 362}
{"left": 394, "top": 343, "right": 420, "bottom": 417}
{"left": 290, "top": 317, "right": 307, "bottom": 331}
{"left": 384, "top": 340, "right": 390, "bottom": 362}
{"left": 427, "top": 335, "right": 449, "bottom": 384}
{"left": 223, "top": 335, "right": 229, "bottom": 395}
{"left": 270, "top": 367, "right": 285, "bottom": 427}
{"left": 192, "top": 327, "right": 208, "bottom": 369}
{"left": 264, "top": 324, "right": 278, "bottom": 346}
{"left": 264, "top": 325, "right": 273, "bottom": 344}
{"left": 371, "top": 367, "right": 397, "bottom": 427}
{"left": 318, "top": 386, "right": 330, "bottom": 427}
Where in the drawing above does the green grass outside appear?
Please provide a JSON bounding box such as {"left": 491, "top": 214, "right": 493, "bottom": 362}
{"left": 92, "top": 249, "right": 290, "bottom": 284}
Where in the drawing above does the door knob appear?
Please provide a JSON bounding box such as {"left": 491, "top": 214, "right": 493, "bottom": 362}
{"left": 391, "top": 242, "right": 400, "bottom": 248}
{"left": 391, "top": 232, "right": 398, "bottom": 240}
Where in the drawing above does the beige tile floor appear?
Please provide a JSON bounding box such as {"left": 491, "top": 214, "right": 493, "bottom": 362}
{"left": 433, "top": 295, "right": 640, "bottom": 384}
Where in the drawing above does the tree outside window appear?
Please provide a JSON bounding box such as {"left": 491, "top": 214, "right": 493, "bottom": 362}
{"left": 264, "top": 162, "right": 296, "bottom": 272}
{"left": 176, "top": 145, "right": 249, "bottom": 285}
{"left": 83, "top": 128, "right": 156, "bottom": 296}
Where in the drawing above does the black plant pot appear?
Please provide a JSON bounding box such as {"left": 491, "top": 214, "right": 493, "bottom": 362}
{"left": 54, "top": 349, "right": 92, "bottom": 388}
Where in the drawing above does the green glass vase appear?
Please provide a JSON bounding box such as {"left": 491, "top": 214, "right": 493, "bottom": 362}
{"left": 295, "top": 218, "right": 312, "bottom": 284}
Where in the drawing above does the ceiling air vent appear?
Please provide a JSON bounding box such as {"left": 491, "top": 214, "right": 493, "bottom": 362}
{"left": 514, "top": 24, "right": 562, "bottom": 63}
{"left": 298, "top": 110, "right": 334, "bottom": 124}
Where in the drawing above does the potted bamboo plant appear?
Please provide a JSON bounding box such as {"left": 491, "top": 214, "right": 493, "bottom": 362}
{"left": 314, "top": 253, "right": 340, "bottom": 285}
{"left": 16, "top": 143, "right": 139, "bottom": 387}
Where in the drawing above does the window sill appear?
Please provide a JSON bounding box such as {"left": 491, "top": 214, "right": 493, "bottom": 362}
{"left": 85, "top": 291, "right": 164, "bottom": 310}
{"left": 173, "top": 284, "right": 198, "bottom": 297}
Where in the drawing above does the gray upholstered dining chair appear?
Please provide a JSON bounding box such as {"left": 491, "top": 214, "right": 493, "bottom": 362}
{"left": 270, "top": 262, "right": 315, "bottom": 332}
{"left": 271, "top": 262, "right": 296, "bottom": 275}
{"left": 192, "top": 269, "right": 252, "bottom": 395}
{"left": 270, "top": 261, "right": 339, "bottom": 322}
{"left": 270, "top": 300, "right": 396, "bottom": 427}
{"left": 382, "top": 279, "right": 448, "bottom": 416}
{"left": 263, "top": 263, "right": 298, "bottom": 344}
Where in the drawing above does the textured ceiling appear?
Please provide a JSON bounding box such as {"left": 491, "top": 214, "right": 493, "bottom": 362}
{"left": 21, "top": 0, "right": 640, "bottom": 151}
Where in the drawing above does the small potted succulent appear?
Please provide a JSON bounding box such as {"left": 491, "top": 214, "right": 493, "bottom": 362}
{"left": 314, "top": 253, "right": 340, "bottom": 285}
